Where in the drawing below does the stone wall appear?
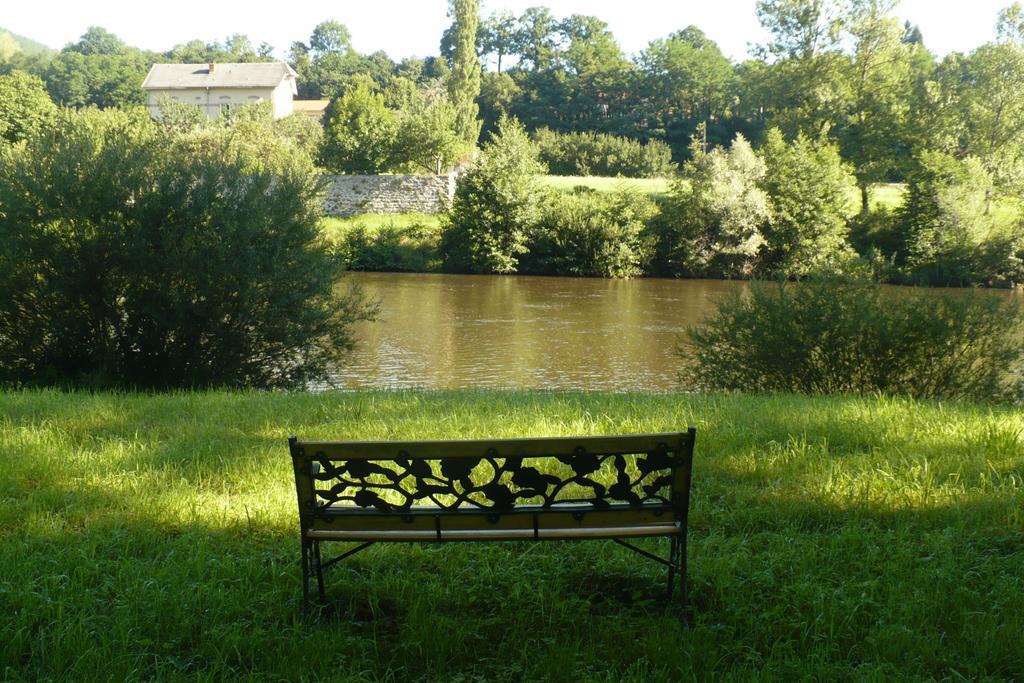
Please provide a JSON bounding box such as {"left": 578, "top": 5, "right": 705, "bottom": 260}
{"left": 321, "top": 174, "right": 456, "bottom": 216}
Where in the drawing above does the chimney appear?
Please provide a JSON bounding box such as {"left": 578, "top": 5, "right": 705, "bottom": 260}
{"left": 208, "top": 62, "right": 215, "bottom": 74}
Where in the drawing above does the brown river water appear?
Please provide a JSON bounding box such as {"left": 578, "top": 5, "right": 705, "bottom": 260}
{"left": 336, "top": 272, "right": 743, "bottom": 391}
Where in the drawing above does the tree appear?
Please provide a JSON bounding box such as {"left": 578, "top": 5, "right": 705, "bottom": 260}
{"left": 516, "top": 7, "right": 561, "bottom": 71}
{"left": 43, "top": 28, "right": 150, "bottom": 109}
{"left": 639, "top": 27, "right": 736, "bottom": 156}
{"left": 481, "top": 11, "right": 518, "bottom": 73}
{"left": 0, "top": 33, "right": 20, "bottom": 62}
{"left": 659, "top": 132, "right": 772, "bottom": 277}
{"left": 0, "top": 70, "right": 56, "bottom": 144}
{"left": 65, "top": 26, "right": 125, "bottom": 55}
{"left": 754, "top": 0, "right": 852, "bottom": 138}
{"left": 320, "top": 77, "right": 398, "bottom": 174}
{"left": 758, "top": 128, "right": 857, "bottom": 273}
{"left": 0, "top": 108, "right": 373, "bottom": 388}
{"left": 309, "top": 20, "right": 353, "bottom": 56}
{"left": 896, "top": 150, "right": 1016, "bottom": 285}
{"left": 394, "top": 98, "right": 464, "bottom": 174}
{"left": 440, "top": 117, "right": 547, "bottom": 273}
{"left": 842, "top": 0, "right": 914, "bottom": 214}
{"left": 447, "top": 0, "right": 483, "bottom": 147}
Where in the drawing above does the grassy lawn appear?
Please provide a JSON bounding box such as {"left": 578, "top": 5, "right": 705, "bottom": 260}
{"left": 540, "top": 175, "right": 671, "bottom": 198}
{"left": 321, "top": 213, "right": 443, "bottom": 236}
{"left": 2, "top": 390, "right": 1022, "bottom": 680}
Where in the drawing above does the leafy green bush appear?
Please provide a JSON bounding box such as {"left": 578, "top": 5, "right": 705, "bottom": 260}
{"left": 655, "top": 134, "right": 772, "bottom": 277}
{"left": 440, "top": 117, "right": 547, "bottom": 273}
{"left": 898, "top": 151, "right": 1024, "bottom": 287}
{"left": 523, "top": 188, "right": 658, "bottom": 277}
{"left": 758, "top": 128, "right": 857, "bottom": 274}
{"left": 682, "top": 273, "right": 1024, "bottom": 401}
{"left": 320, "top": 76, "right": 397, "bottom": 174}
{"left": 532, "top": 128, "right": 674, "bottom": 178}
{"left": 329, "top": 219, "right": 442, "bottom": 272}
{"left": 0, "top": 107, "right": 374, "bottom": 389}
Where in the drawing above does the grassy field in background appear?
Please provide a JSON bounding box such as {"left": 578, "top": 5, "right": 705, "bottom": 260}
{"left": 540, "top": 175, "right": 672, "bottom": 197}
{"left": 321, "top": 212, "right": 442, "bottom": 236}
{"left": 2, "top": 390, "right": 1022, "bottom": 680}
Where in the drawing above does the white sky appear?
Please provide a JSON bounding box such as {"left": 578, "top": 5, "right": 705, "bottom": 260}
{"left": 1, "top": 0, "right": 1011, "bottom": 61}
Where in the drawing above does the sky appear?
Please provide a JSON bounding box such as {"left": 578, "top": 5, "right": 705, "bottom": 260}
{"left": 1, "top": 0, "right": 1013, "bottom": 62}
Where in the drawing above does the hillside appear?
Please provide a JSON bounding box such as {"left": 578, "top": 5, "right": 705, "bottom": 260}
{"left": 0, "top": 26, "right": 54, "bottom": 56}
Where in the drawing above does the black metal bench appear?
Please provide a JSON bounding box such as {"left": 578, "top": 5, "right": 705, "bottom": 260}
{"left": 289, "top": 429, "right": 696, "bottom": 616}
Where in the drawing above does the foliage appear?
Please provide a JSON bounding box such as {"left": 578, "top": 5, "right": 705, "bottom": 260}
{"left": 41, "top": 27, "right": 151, "bottom": 109}
{"left": 0, "top": 70, "right": 56, "bottom": 144}
{"left": 531, "top": 128, "right": 674, "bottom": 178}
{"left": 524, "top": 188, "right": 658, "bottom": 277}
{"left": 447, "top": 0, "right": 482, "bottom": 146}
{"left": 0, "top": 107, "right": 373, "bottom": 389}
{"left": 658, "top": 134, "right": 772, "bottom": 277}
{"left": 440, "top": 117, "right": 547, "bottom": 273}
{"left": 326, "top": 217, "right": 442, "bottom": 272}
{"left": 684, "top": 272, "right": 1024, "bottom": 401}
{"left": 393, "top": 97, "right": 465, "bottom": 174}
{"left": 758, "top": 128, "right": 857, "bottom": 274}
{"left": 898, "top": 150, "right": 1024, "bottom": 286}
{"left": 320, "top": 77, "right": 398, "bottom": 174}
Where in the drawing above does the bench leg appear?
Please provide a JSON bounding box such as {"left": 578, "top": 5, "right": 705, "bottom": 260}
{"left": 666, "top": 536, "right": 679, "bottom": 601}
{"left": 667, "top": 534, "right": 689, "bottom": 622}
{"left": 312, "top": 540, "right": 327, "bottom": 605}
{"left": 301, "top": 538, "right": 312, "bottom": 615}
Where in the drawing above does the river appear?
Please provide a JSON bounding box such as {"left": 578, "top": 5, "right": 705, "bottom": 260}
{"left": 336, "top": 272, "right": 742, "bottom": 391}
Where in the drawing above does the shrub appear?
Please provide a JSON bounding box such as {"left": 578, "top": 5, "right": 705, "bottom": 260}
{"left": 524, "top": 188, "right": 658, "bottom": 277}
{"left": 0, "top": 69, "right": 57, "bottom": 145}
{"left": 682, "top": 272, "right": 1024, "bottom": 401}
{"left": 758, "top": 128, "right": 857, "bottom": 274}
{"left": 327, "top": 218, "right": 442, "bottom": 272}
{"left": 0, "top": 107, "right": 374, "bottom": 389}
{"left": 532, "top": 128, "right": 674, "bottom": 178}
{"left": 656, "top": 134, "right": 772, "bottom": 277}
{"left": 321, "top": 77, "right": 397, "bottom": 174}
{"left": 898, "top": 151, "right": 1022, "bottom": 287}
{"left": 440, "top": 116, "right": 547, "bottom": 273}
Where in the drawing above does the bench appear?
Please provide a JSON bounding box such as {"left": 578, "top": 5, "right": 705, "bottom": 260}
{"left": 288, "top": 429, "right": 696, "bottom": 616}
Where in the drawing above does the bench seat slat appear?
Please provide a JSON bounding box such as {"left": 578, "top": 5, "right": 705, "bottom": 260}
{"left": 310, "top": 506, "right": 677, "bottom": 532}
{"left": 306, "top": 524, "right": 681, "bottom": 542}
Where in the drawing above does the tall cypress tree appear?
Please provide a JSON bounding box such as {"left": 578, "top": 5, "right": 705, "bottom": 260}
{"left": 447, "top": 0, "right": 482, "bottom": 148}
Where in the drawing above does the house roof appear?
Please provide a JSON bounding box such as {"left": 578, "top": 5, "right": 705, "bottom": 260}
{"left": 292, "top": 99, "right": 331, "bottom": 117}
{"left": 141, "top": 62, "right": 298, "bottom": 90}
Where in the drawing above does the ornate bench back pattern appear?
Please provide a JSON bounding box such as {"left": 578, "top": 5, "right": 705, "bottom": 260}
{"left": 291, "top": 431, "right": 695, "bottom": 519}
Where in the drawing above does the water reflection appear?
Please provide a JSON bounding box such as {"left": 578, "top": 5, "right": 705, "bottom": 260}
{"left": 337, "top": 273, "right": 743, "bottom": 391}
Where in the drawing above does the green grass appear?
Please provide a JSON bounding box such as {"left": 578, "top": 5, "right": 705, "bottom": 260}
{"left": 2, "top": 390, "right": 1023, "bottom": 680}
{"left": 541, "top": 175, "right": 671, "bottom": 198}
{"left": 321, "top": 213, "right": 443, "bottom": 236}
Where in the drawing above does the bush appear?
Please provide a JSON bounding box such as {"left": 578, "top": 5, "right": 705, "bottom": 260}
{"left": 898, "top": 151, "right": 1024, "bottom": 287}
{"left": 327, "top": 218, "right": 442, "bottom": 272}
{"left": 656, "top": 134, "right": 772, "bottom": 277}
{"left": 0, "top": 107, "right": 374, "bottom": 389}
{"left": 682, "top": 272, "right": 1024, "bottom": 402}
{"left": 758, "top": 128, "right": 857, "bottom": 274}
{"left": 440, "top": 117, "right": 547, "bottom": 273}
{"left": 532, "top": 128, "right": 674, "bottom": 178}
{"left": 320, "top": 77, "right": 397, "bottom": 174}
{"left": 523, "top": 188, "right": 658, "bottom": 277}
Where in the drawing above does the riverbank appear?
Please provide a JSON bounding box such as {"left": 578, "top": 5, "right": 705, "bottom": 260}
{"left": 3, "top": 390, "right": 1022, "bottom": 679}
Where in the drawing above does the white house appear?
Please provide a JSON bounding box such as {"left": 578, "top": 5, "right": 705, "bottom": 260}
{"left": 141, "top": 62, "right": 298, "bottom": 119}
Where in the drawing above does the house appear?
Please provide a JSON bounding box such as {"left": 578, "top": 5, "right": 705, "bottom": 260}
{"left": 141, "top": 62, "right": 298, "bottom": 119}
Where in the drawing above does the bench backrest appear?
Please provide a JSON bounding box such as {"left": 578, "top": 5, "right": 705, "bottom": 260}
{"left": 290, "top": 430, "right": 695, "bottom": 535}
